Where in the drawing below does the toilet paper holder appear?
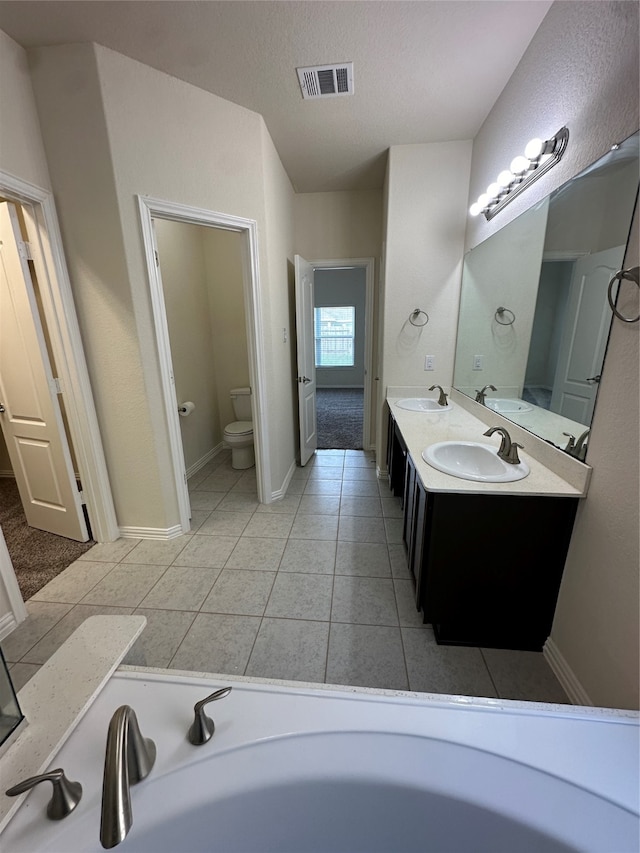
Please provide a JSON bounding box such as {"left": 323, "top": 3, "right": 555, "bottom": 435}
{"left": 178, "top": 401, "right": 195, "bottom": 417}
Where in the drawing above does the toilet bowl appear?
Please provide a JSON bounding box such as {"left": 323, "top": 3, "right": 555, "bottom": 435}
{"left": 224, "top": 387, "right": 255, "bottom": 469}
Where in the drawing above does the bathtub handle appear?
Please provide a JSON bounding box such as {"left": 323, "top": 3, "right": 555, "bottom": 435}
{"left": 188, "top": 686, "right": 233, "bottom": 745}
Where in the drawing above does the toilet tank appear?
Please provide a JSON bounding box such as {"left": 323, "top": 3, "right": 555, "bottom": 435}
{"left": 230, "top": 387, "right": 252, "bottom": 420}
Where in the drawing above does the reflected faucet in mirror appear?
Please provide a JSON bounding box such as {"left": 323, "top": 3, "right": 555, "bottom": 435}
{"left": 475, "top": 385, "right": 496, "bottom": 405}
{"left": 563, "top": 429, "right": 590, "bottom": 461}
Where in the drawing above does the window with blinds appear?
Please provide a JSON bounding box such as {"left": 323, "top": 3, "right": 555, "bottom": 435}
{"left": 314, "top": 306, "right": 355, "bottom": 367}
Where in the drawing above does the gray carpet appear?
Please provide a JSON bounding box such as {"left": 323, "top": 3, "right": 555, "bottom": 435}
{"left": 0, "top": 478, "right": 94, "bottom": 601}
{"left": 316, "top": 388, "right": 364, "bottom": 450}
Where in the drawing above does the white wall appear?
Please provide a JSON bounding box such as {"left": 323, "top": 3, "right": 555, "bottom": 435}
{"left": 467, "top": 0, "right": 639, "bottom": 709}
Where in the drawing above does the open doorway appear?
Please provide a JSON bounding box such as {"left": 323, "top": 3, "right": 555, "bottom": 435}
{"left": 137, "top": 196, "right": 271, "bottom": 530}
{"left": 314, "top": 267, "right": 366, "bottom": 450}
{"left": 311, "top": 259, "right": 375, "bottom": 453}
{"left": 152, "top": 218, "right": 252, "bottom": 496}
{"left": 0, "top": 173, "right": 117, "bottom": 613}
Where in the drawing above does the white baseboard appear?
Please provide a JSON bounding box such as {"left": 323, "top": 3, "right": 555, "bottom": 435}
{"left": 273, "top": 459, "right": 297, "bottom": 501}
{"left": 543, "top": 637, "right": 593, "bottom": 706}
{"left": 185, "top": 443, "right": 225, "bottom": 480}
{"left": 119, "top": 525, "right": 184, "bottom": 541}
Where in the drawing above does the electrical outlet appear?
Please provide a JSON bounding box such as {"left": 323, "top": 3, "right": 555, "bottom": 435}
{"left": 473, "top": 355, "right": 483, "bottom": 370}
{"left": 424, "top": 355, "right": 435, "bottom": 371}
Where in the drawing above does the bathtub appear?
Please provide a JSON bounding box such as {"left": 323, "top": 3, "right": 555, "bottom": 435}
{"left": 2, "top": 668, "right": 638, "bottom": 852}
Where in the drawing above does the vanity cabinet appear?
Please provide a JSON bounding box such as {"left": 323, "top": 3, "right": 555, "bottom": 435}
{"left": 419, "top": 489, "right": 578, "bottom": 651}
{"left": 386, "top": 410, "right": 408, "bottom": 503}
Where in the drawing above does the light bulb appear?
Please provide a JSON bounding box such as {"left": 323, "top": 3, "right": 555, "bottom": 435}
{"left": 486, "top": 182, "right": 501, "bottom": 198}
{"left": 510, "top": 155, "right": 529, "bottom": 174}
{"left": 469, "top": 202, "right": 483, "bottom": 217}
{"left": 524, "top": 138, "right": 544, "bottom": 160}
{"left": 497, "top": 170, "right": 513, "bottom": 187}
{"left": 477, "top": 193, "right": 490, "bottom": 208}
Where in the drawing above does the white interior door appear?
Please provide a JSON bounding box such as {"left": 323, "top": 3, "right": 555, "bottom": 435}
{"left": 0, "top": 201, "right": 88, "bottom": 541}
{"left": 550, "top": 246, "right": 623, "bottom": 423}
{"left": 294, "top": 254, "right": 317, "bottom": 465}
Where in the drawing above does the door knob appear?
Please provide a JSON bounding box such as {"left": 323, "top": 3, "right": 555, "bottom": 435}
{"left": 586, "top": 375, "right": 601, "bottom": 383}
{"left": 297, "top": 376, "right": 311, "bottom": 384}
{"left": 0, "top": 403, "right": 5, "bottom": 412}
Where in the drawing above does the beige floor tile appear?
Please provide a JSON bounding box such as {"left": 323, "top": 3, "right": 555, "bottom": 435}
{"left": 31, "top": 561, "right": 118, "bottom": 604}
{"left": 242, "top": 513, "right": 295, "bottom": 539}
{"left": 225, "top": 537, "right": 286, "bottom": 570}
{"left": 81, "top": 564, "right": 167, "bottom": 607}
{"left": 139, "top": 566, "right": 220, "bottom": 610}
{"left": 201, "top": 569, "right": 276, "bottom": 616}
{"left": 173, "top": 535, "right": 239, "bottom": 568}
{"left": 246, "top": 618, "right": 329, "bottom": 682}
{"left": 169, "top": 613, "right": 261, "bottom": 675}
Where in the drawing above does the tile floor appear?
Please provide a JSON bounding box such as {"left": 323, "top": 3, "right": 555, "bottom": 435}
{"left": 3, "top": 449, "right": 569, "bottom": 704}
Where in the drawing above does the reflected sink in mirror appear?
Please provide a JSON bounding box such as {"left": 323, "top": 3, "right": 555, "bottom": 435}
{"left": 396, "top": 398, "right": 452, "bottom": 412}
{"left": 484, "top": 398, "right": 533, "bottom": 414}
{"left": 422, "top": 441, "right": 530, "bottom": 483}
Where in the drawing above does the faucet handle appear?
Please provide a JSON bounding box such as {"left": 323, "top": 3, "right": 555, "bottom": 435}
{"left": 504, "top": 442, "right": 524, "bottom": 465}
{"left": 188, "top": 686, "right": 232, "bottom": 746}
{"left": 6, "top": 768, "right": 82, "bottom": 820}
{"left": 562, "top": 432, "right": 576, "bottom": 451}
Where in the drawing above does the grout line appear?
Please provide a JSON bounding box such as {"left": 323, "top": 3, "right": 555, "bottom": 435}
{"left": 479, "top": 647, "right": 501, "bottom": 699}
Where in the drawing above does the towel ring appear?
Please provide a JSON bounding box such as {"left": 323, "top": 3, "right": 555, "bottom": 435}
{"left": 495, "top": 306, "right": 515, "bottom": 325}
{"left": 409, "top": 308, "right": 429, "bottom": 327}
{"left": 607, "top": 266, "right": 640, "bottom": 323}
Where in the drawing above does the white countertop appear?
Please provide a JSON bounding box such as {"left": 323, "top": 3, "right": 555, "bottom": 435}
{"left": 387, "top": 393, "right": 586, "bottom": 498}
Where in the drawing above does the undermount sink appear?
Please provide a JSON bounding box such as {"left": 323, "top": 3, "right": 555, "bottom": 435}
{"left": 396, "top": 398, "right": 452, "bottom": 412}
{"left": 422, "top": 441, "right": 530, "bottom": 483}
{"left": 484, "top": 398, "right": 533, "bottom": 414}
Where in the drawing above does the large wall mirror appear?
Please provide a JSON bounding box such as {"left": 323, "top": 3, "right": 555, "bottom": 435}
{"left": 453, "top": 130, "right": 639, "bottom": 460}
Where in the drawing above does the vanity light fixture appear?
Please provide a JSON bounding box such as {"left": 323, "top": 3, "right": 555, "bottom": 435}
{"left": 470, "top": 127, "right": 569, "bottom": 220}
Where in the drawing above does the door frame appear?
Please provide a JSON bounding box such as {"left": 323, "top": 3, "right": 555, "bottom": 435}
{"left": 310, "top": 257, "right": 375, "bottom": 450}
{"left": 137, "top": 196, "right": 271, "bottom": 531}
{"left": 0, "top": 169, "right": 118, "bottom": 542}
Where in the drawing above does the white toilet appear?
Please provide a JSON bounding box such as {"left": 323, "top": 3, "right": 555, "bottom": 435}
{"left": 224, "top": 387, "right": 255, "bottom": 469}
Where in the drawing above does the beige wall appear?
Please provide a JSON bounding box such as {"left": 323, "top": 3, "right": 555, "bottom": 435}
{"left": 27, "top": 42, "right": 297, "bottom": 530}
{"left": 0, "top": 30, "right": 51, "bottom": 190}
{"left": 466, "top": 1, "right": 639, "bottom": 709}
{"left": 201, "top": 227, "right": 250, "bottom": 431}
{"left": 154, "top": 219, "right": 222, "bottom": 472}
{"left": 378, "top": 141, "right": 473, "bottom": 459}
{"left": 0, "top": 32, "right": 51, "bottom": 480}
{"left": 294, "top": 190, "right": 383, "bottom": 260}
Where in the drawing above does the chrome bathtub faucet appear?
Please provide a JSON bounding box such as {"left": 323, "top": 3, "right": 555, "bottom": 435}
{"left": 483, "top": 426, "right": 523, "bottom": 465}
{"left": 100, "top": 705, "right": 156, "bottom": 849}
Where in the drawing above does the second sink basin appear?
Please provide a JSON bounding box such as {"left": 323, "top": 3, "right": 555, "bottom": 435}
{"left": 422, "top": 441, "right": 530, "bottom": 483}
{"left": 396, "top": 398, "right": 451, "bottom": 412}
{"left": 484, "top": 398, "right": 533, "bottom": 414}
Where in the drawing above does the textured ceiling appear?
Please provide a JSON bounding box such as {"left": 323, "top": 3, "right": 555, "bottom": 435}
{"left": 0, "top": 1, "right": 554, "bottom": 192}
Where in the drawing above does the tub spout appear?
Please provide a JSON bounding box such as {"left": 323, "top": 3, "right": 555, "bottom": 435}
{"left": 100, "top": 705, "right": 156, "bottom": 849}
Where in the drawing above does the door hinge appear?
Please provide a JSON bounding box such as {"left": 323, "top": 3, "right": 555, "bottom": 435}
{"left": 51, "top": 377, "right": 63, "bottom": 395}
{"left": 154, "top": 250, "right": 159, "bottom": 267}
{"left": 17, "top": 240, "right": 33, "bottom": 261}
{"left": 78, "top": 490, "right": 84, "bottom": 503}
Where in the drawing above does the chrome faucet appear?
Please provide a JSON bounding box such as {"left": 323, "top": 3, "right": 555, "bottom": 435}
{"left": 563, "top": 429, "right": 590, "bottom": 461}
{"left": 483, "top": 426, "right": 523, "bottom": 465}
{"left": 429, "top": 384, "right": 448, "bottom": 406}
{"left": 100, "top": 705, "right": 156, "bottom": 849}
{"left": 475, "top": 384, "right": 496, "bottom": 405}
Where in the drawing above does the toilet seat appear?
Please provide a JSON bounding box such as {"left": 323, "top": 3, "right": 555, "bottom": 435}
{"left": 224, "top": 420, "right": 253, "bottom": 437}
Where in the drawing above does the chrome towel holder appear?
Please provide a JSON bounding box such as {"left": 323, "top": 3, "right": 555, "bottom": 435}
{"left": 607, "top": 266, "right": 639, "bottom": 323}
{"left": 409, "top": 308, "right": 429, "bottom": 327}
{"left": 495, "top": 306, "right": 515, "bottom": 325}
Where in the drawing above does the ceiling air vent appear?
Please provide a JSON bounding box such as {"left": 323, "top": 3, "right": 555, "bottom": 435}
{"left": 296, "top": 63, "right": 354, "bottom": 100}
